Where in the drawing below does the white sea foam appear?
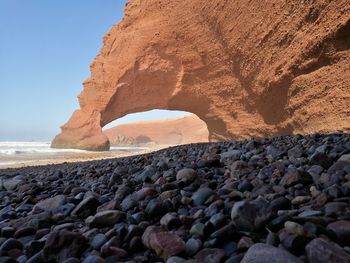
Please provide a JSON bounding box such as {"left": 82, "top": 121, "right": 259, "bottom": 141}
{"left": 110, "top": 146, "right": 148, "bottom": 151}
{"left": 0, "top": 160, "right": 33, "bottom": 166}
{"left": 0, "top": 141, "right": 146, "bottom": 166}
{"left": 0, "top": 141, "right": 87, "bottom": 156}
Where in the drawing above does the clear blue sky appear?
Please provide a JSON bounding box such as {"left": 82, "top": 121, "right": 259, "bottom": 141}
{"left": 0, "top": 0, "right": 188, "bottom": 141}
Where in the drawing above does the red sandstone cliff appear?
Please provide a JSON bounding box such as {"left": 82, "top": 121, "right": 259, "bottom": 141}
{"left": 104, "top": 114, "right": 208, "bottom": 146}
{"left": 52, "top": 0, "right": 350, "bottom": 151}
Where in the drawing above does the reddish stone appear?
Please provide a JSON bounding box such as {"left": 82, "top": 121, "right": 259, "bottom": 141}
{"left": 149, "top": 232, "right": 185, "bottom": 259}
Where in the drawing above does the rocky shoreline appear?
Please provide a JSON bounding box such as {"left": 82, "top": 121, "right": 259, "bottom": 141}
{"left": 0, "top": 133, "right": 350, "bottom": 263}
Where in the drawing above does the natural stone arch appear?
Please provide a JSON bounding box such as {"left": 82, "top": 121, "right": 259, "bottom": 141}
{"left": 51, "top": 38, "right": 237, "bottom": 150}
{"left": 52, "top": 0, "right": 350, "bottom": 151}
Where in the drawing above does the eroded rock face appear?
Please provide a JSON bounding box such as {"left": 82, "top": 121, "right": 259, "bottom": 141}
{"left": 52, "top": 0, "right": 350, "bottom": 150}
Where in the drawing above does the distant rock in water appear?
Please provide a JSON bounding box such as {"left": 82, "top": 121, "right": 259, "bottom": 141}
{"left": 104, "top": 114, "right": 209, "bottom": 146}
{"left": 52, "top": 0, "right": 350, "bottom": 150}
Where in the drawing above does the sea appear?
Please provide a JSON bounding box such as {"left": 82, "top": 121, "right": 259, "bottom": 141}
{"left": 0, "top": 141, "right": 146, "bottom": 167}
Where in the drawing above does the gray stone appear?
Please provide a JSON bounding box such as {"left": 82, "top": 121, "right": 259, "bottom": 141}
{"left": 288, "top": 145, "right": 303, "bottom": 159}
{"left": 86, "top": 210, "right": 125, "bottom": 228}
{"left": 297, "top": 210, "right": 322, "bottom": 217}
{"left": 186, "top": 238, "right": 202, "bottom": 256}
{"left": 224, "top": 255, "right": 242, "bottom": 263}
{"left": 325, "top": 202, "right": 349, "bottom": 217}
{"left": 108, "top": 168, "right": 124, "bottom": 187}
{"left": 327, "top": 220, "right": 350, "bottom": 245}
{"left": 51, "top": 203, "right": 75, "bottom": 217}
{"left": 268, "top": 196, "right": 291, "bottom": 212}
{"left": 0, "top": 227, "right": 15, "bottom": 238}
{"left": 307, "top": 165, "right": 324, "bottom": 176}
{"left": 237, "top": 180, "right": 253, "bottom": 192}
{"left": 246, "top": 140, "right": 258, "bottom": 150}
{"left": 220, "top": 150, "right": 242, "bottom": 162}
{"left": 90, "top": 233, "right": 108, "bottom": 250}
{"left": 52, "top": 223, "right": 75, "bottom": 232}
{"left": 192, "top": 187, "right": 214, "bottom": 206}
{"left": 2, "top": 176, "right": 25, "bottom": 191}
{"left": 309, "top": 152, "right": 333, "bottom": 168}
{"left": 71, "top": 196, "right": 100, "bottom": 219}
{"left": 82, "top": 256, "right": 105, "bottom": 263}
{"left": 166, "top": 256, "right": 187, "bottom": 263}
{"left": 237, "top": 236, "right": 254, "bottom": 251}
{"left": 120, "top": 195, "right": 138, "bottom": 212}
{"left": 257, "top": 166, "right": 273, "bottom": 180}
{"left": 145, "top": 199, "right": 166, "bottom": 217}
{"left": 279, "top": 168, "right": 312, "bottom": 187}
{"left": 210, "top": 222, "right": 236, "bottom": 240}
{"left": 34, "top": 195, "right": 66, "bottom": 212}
{"left": 63, "top": 258, "right": 80, "bottom": 263}
{"left": 231, "top": 196, "right": 271, "bottom": 231}
{"left": 284, "top": 221, "right": 305, "bottom": 236}
{"left": 176, "top": 168, "right": 197, "bottom": 183}
{"left": 241, "top": 243, "right": 303, "bottom": 263}
{"left": 328, "top": 154, "right": 350, "bottom": 173}
{"left": 160, "top": 213, "right": 181, "bottom": 229}
{"left": 266, "top": 146, "right": 283, "bottom": 159}
{"left": 0, "top": 238, "right": 23, "bottom": 252}
{"left": 306, "top": 238, "right": 350, "bottom": 263}
{"left": 190, "top": 223, "right": 206, "bottom": 237}
{"left": 194, "top": 248, "right": 226, "bottom": 263}
{"left": 42, "top": 230, "right": 87, "bottom": 262}
{"left": 291, "top": 196, "right": 311, "bottom": 206}
{"left": 266, "top": 232, "right": 280, "bottom": 246}
{"left": 14, "top": 227, "right": 36, "bottom": 239}
{"left": 209, "top": 213, "right": 226, "bottom": 229}
{"left": 97, "top": 200, "right": 120, "bottom": 212}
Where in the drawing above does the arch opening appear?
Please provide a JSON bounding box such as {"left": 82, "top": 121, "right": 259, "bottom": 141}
{"left": 102, "top": 109, "right": 209, "bottom": 147}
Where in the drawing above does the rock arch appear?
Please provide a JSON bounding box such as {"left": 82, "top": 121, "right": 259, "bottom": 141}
{"left": 52, "top": 0, "right": 350, "bottom": 151}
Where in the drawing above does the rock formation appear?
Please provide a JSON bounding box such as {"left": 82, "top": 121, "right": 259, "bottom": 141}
{"left": 104, "top": 114, "right": 209, "bottom": 146}
{"left": 52, "top": 0, "right": 350, "bottom": 151}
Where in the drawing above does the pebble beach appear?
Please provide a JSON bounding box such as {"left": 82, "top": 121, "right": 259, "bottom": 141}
{"left": 0, "top": 133, "right": 350, "bottom": 262}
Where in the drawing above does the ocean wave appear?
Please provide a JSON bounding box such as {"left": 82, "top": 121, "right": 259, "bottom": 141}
{"left": 0, "top": 141, "right": 51, "bottom": 147}
{"left": 0, "top": 141, "right": 88, "bottom": 156}
{"left": 0, "top": 148, "right": 85, "bottom": 156}
{"left": 0, "top": 141, "right": 147, "bottom": 157}
{"left": 110, "top": 146, "right": 147, "bottom": 151}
